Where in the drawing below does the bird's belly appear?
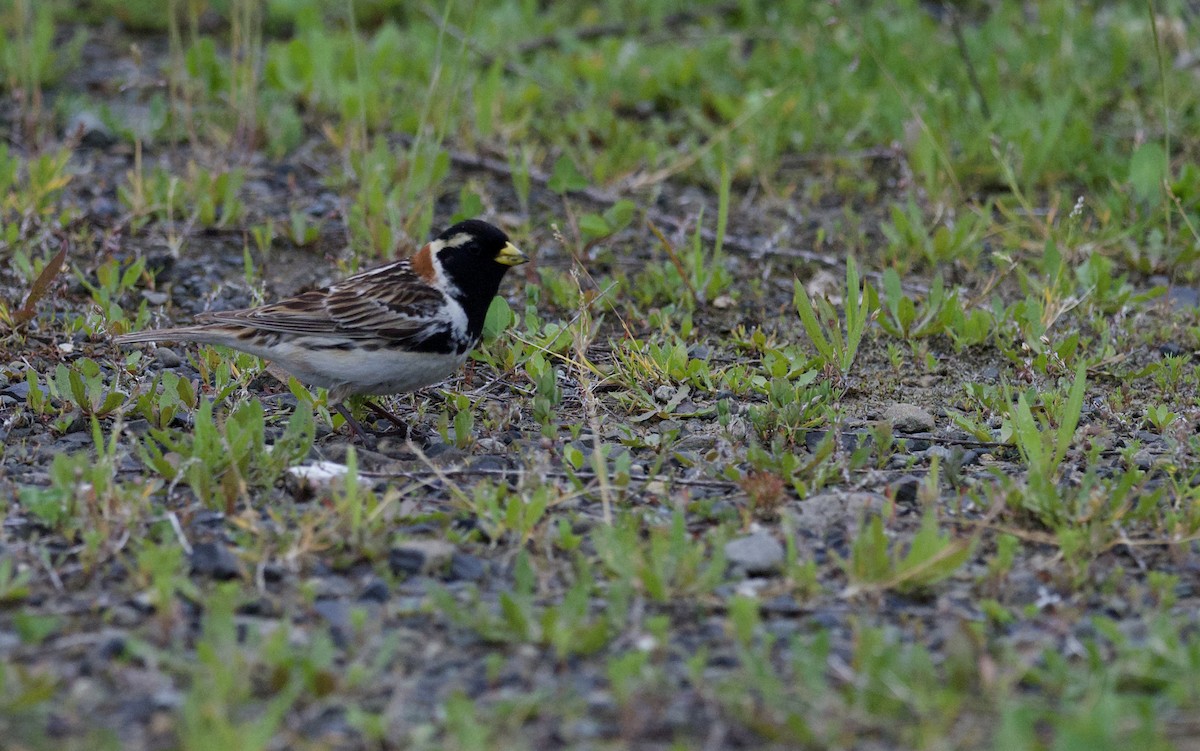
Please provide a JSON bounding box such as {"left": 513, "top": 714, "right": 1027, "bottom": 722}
{"left": 268, "top": 342, "right": 469, "bottom": 397}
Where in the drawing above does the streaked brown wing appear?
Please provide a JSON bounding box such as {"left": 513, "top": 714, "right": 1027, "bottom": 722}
{"left": 196, "top": 260, "right": 447, "bottom": 344}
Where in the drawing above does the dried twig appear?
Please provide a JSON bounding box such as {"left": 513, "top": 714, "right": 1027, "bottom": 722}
{"left": 13, "top": 244, "right": 67, "bottom": 326}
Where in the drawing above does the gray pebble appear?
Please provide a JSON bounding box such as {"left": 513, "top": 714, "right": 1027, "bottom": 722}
{"left": 389, "top": 539, "right": 456, "bottom": 576}
{"left": 154, "top": 348, "right": 183, "bottom": 368}
{"left": 724, "top": 531, "right": 785, "bottom": 575}
{"left": 449, "top": 553, "right": 486, "bottom": 581}
{"left": 189, "top": 541, "right": 241, "bottom": 580}
{"left": 884, "top": 403, "right": 935, "bottom": 434}
{"left": 790, "top": 491, "right": 890, "bottom": 538}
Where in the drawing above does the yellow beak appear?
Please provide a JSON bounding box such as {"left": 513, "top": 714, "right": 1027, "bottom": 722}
{"left": 496, "top": 242, "right": 528, "bottom": 266}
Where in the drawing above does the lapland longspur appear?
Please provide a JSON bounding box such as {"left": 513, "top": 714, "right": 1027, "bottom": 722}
{"left": 115, "top": 219, "right": 528, "bottom": 437}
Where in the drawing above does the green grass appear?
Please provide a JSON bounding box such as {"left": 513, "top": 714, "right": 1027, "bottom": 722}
{"left": 4, "top": 1, "right": 1200, "bottom": 750}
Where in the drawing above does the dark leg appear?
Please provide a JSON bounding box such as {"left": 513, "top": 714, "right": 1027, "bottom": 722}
{"left": 333, "top": 402, "right": 371, "bottom": 442}
{"left": 365, "top": 400, "right": 409, "bottom": 436}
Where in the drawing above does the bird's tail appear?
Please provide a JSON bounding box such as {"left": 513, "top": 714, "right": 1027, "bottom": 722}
{"left": 113, "top": 326, "right": 226, "bottom": 346}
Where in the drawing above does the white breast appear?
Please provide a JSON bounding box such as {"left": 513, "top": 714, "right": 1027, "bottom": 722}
{"left": 263, "top": 340, "right": 470, "bottom": 402}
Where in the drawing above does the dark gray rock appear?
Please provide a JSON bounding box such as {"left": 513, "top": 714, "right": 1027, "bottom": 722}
{"left": 2, "top": 379, "right": 30, "bottom": 400}
{"left": 359, "top": 578, "right": 389, "bottom": 603}
{"left": 890, "top": 476, "right": 921, "bottom": 505}
{"left": 189, "top": 541, "right": 241, "bottom": 580}
{"left": 66, "top": 110, "right": 114, "bottom": 148}
{"left": 449, "top": 552, "right": 486, "bottom": 581}
{"left": 389, "top": 539, "right": 455, "bottom": 576}
{"left": 313, "top": 598, "right": 351, "bottom": 648}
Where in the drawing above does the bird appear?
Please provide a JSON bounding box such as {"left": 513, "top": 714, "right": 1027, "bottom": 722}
{"left": 114, "top": 219, "right": 528, "bottom": 439}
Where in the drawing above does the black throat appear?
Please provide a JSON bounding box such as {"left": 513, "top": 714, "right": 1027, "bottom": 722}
{"left": 437, "top": 254, "right": 513, "bottom": 340}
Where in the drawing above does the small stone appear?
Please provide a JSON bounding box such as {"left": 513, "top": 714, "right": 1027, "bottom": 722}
{"left": 153, "top": 348, "right": 182, "bottom": 367}
{"left": 313, "top": 599, "right": 351, "bottom": 648}
{"left": 2, "top": 379, "right": 30, "bottom": 400}
{"left": 804, "top": 430, "right": 830, "bottom": 452}
{"left": 1133, "top": 449, "right": 1158, "bottom": 470}
{"left": 890, "top": 476, "right": 921, "bottom": 506}
{"left": 189, "top": 541, "right": 241, "bottom": 580}
{"left": 389, "top": 539, "right": 456, "bottom": 576}
{"left": 449, "top": 553, "right": 486, "bottom": 581}
{"left": 192, "top": 510, "right": 226, "bottom": 527}
{"left": 108, "top": 604, "right": 144, "bottom": 627}
{"left": 308, "top": 576, "right": 352, "bottom": 599}
{"left": 469, "top": 454, "right": 508, "bottom": 473}
{"left": 761, "top": 594, "right": 804, "bottom": 615}
{"left": 475, "top": 437, "right": 506, "bottom": 454}
{"left": 924, "top": 445, "right": 953, "bottom": 462}
{"left": 424, "top": 442, "right": 467, "bottom": 462}
{"left": 359, "top": 578, "right": 389, "bottom": 603}
{"left": 66, "top": 109, "right": 114, "bottom": 148}
{"left": 89, "top": 197, "right": 119, "bottom": 219}
{"left": 884, "top": 403, "right": 935, "bottom": 433}
{"left": 654, "top": 385, "right": 675, "bottom": 402}
{"left": 1168, "top": 286, "right": 1200, "bottom": 310}
{"left": 724, "top": 531, "right": 785, "bottom": 575}
{"left": 790, "top": 491, "right": 889, "bottom": 539}
{"left": 93, "top": 635, "right": 127, "bottom": 662}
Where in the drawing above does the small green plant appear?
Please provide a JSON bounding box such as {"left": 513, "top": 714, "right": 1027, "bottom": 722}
{"left": 133, "top": 370, "right": 200, "bottom": 429}
{"left": 880, "top": 199, "right": 987, "bottom": 268}
{"left": 79, "top": 256, "right": 151, "bottom": 330}
{"left": 19, "top": 416, "right": 153, "bottom": 536}
{"left": 0, "top": 557, "right": 31, "bottom": 604}
{"left": 578, "top": 199, "right": 637, "bottom": 245}
{"left": 841, "top": 510, "right": 974, "bottom": 595}
{"left": 1006, "top": 362, "right": 1087, "bottom": 521}
{"left": 120, "top": 162, "right": 245, "bottom": 228}
{"left": 747, "top": 372, "right": 834, "bottom": 443}
{"left": 1144, "top": 404, "right": 1177, "bottom": 434}
{"left": 283, "top": 209, "right": 320, "bottom": 246}
{"left": 430, "top": 553, "right": 611, "bottom": 661}
{"left": 50, "top": 358, "right": 129, "bottom": 419}
{"left": 179, "top": 584, "right": 304, "bottom": 750}
{"left": 0, "top": 147, "right": 74, "bottom": 217}
{"left": 876, "top": 269, "right": 955, "bottom": 340}
{"left": 593, "top": 511, "right": 727, "bottom": 602}
{"left": 610, "top": 336, "right": 716, "bottom": 394}
{"left": 455, "top": 481, "right": 561, "bottom": 546}
{"left": 634, "top": 164, "right": 734, "bottom": 308}
{"left": 793, "top": 259, "right": 876, "bottom": 377}
{"left": 525, "top": 352, "right": 562, "bottom": 438}
{"left": 435, "top": 392, "right": 476, "bottom": 449}
{"left": 139, "top": 398, "right": 314, "bottom": 511}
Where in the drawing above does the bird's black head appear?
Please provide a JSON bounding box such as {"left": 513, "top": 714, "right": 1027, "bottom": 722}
{"left": 432, "top": 219, "right": 528, "bottom": 334}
